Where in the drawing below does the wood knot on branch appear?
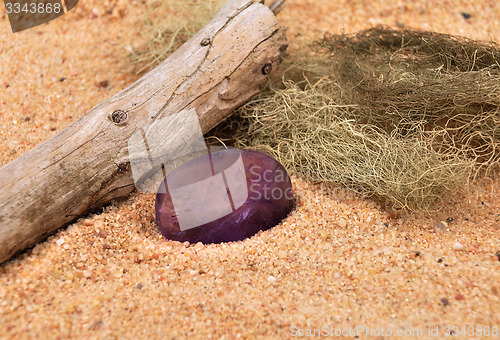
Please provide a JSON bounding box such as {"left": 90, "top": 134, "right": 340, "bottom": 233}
{"left": 200, "top": 38, "right": 211, "bottom": 46}
{"left": 110, "top": 110, "right": 128, "bottom": 125}
{"left": 262, "top": 63, "right": 272, "bottom": 75}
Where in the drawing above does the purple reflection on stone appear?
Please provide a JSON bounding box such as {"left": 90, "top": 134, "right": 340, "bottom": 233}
{"left": 155, "top": 149, "right": 294, "bottom": 244}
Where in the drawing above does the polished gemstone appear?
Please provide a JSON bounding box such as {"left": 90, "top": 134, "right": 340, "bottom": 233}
{"left": 155, "top": 149, "right": 294, "bottom": 243}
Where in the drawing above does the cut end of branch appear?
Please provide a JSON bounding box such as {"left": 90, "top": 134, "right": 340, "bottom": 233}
{"left": 268, "top": 0, "right": 286, "bottom": 15}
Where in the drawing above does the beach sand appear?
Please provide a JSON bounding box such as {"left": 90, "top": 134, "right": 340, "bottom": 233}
{"left": 0, "top": 0, "right": 499, "bottom": 338}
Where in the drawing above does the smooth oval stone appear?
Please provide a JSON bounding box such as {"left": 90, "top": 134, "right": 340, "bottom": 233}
{"left": 155, "top": 149, "right": 294, "bottom": 244}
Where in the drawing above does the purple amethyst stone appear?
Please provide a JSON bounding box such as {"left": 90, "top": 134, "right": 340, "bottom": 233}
{"left": 155, "top": 149, "right": 294, "bottom": 243}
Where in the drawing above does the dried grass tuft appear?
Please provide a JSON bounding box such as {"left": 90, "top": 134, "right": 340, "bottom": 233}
{"left": 217, "top": 77, "right": 474, "bottom": 211}
{"left": 212, "top": 27, "right": 499, "bottom": 211}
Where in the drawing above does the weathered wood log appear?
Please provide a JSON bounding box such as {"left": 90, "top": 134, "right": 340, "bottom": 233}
{"left": 0, "top": 0, "right": 288, "bottom": 264}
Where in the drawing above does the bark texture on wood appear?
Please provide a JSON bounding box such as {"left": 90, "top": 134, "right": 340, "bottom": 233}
{"left": 0, "top": 0, "right": 288, "bottom": 264}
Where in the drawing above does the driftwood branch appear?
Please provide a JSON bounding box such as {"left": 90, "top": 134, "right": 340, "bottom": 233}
{"left": 0, "top": 0, "right": 288, "bottom": 263}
